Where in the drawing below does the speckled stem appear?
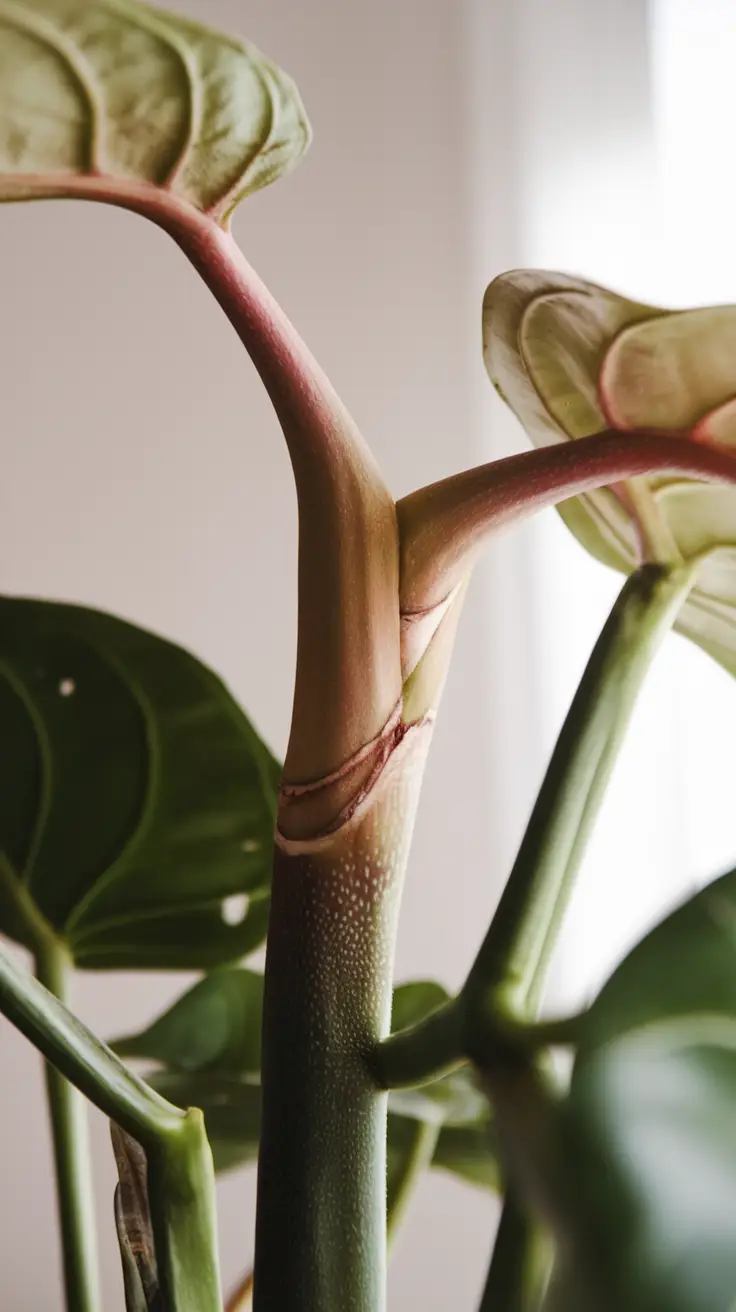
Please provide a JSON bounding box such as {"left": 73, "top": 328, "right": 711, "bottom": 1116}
{"left": 253, "top": 723, "right": 432, "bottom": 1312}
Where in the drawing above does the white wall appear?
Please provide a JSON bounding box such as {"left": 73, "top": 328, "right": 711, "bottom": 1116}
{"left": 0, "top": 1, "right": 531, "bottom": 1305}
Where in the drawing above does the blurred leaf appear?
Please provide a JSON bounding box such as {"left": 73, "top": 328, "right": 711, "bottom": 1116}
{"left": 0, "top": 597, "right": 278, "bottom": 968}
{"left": 431, "top": 1121, "right": 499, "bottom": 1193}
{"left": 579, "top": 866, "right": 736, "bottom": 1050}
{"left": 113, "top": 969, "right": 264, "bottom": 1074}
{"left": 0, "top": 0, "right": 310, "bottom": 222}
{"left": 390, "top": 979, "right": 449, "bottom": 1032}
{"left": 557, "top": 867, "right": 736, "bottom": 1311}
{"left": 111, "top": 1123, "right": 161, "bottom": 1312}
{"left": 388, "top": 1070, "right": 487, "bottom": 1128}
{"left": 483, "top": 271, "right": 736, "bottom": 679}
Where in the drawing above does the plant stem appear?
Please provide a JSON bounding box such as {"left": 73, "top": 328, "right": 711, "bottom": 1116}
{"left": 465, "top": 561, "right": 697, "bottom": 1019}
{"left": 387, "top": 1119, "right": 440, "bottom": 1244}
{"left": 254, "top": 725, "right": 433, "bottom": 1312}
{"left": 0, "top": 942, "right": 183, "bottom": 1143}
{"left": 479, "top": 1189, "right": 543, "bottom": 1312}
{"left": 146, "top": 1110, "right": 222, "bottom": 1312}
{"left": 0, "top": 940, "right": 222, "bottom": 1311}
{"left": 35, "top": 939, "right": 101, "bottom": 1312}
{"left": 370, "top": 999, "right": 466, "bottom": 1089}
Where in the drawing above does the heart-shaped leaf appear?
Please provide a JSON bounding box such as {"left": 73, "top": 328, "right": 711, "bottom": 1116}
{"left": 0, "top": 596, "right": 279, "bottom": 968}
{"left": 483, "top": 271, "right": 736, "bottom": 679}
{"left": 0, "top": 0, "right": 310, "bottom": 222}
{"left": 556, "top": 867, "right": 736, "bottom": 1312}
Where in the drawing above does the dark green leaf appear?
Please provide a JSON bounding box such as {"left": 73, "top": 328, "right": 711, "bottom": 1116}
{"left": 0, "top": 0, "right": 310, "bottom": 222}
{"left": 113, "top": 969, "right": 263, "bottom": 1074}
{"left": 0, "top": 597, "right": 278, "bottom": 968}
{"left": 557, "top": 867, "right": 736, "bottom": 1312}
{"left": 580, "top": 865, "right": 736, "bottom": 1049}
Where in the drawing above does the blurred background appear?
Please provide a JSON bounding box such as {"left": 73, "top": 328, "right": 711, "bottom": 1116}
{"left": 2, "top": 0, "right": 736, "bottom": 1305}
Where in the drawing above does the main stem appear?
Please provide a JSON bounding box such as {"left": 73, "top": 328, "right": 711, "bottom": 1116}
{"left": 35, "top": 939, "right": 101, "bottom": 1312}
{"left": 254, "top": 727, "right": 431, "bottom": 1312}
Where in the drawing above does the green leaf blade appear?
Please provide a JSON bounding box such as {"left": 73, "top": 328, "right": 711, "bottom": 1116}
{"left": 0, "top": 596, "right": 277, "bottom": 968}
{"left": 558, "top": 867, "right": 736, "bottom": 1311}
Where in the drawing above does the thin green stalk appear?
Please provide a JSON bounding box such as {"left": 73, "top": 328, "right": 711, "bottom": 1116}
{"left": 35, "top": 939, "right": 101, "bottom": 1312}
{"left": 370, "top": 999, "right": 466, "bottom": 1089}
{"left": 465, "top": 561, "right": 697, "bottom": 1020}
{"left": 386, "top": 1119, "right": 440, "bottom": 1244}
{"left": 0, "top": 940, "right": 222, "bottom": 1312}
{"left": 479, "top": 1189, "right": 545, "bottom": 1312}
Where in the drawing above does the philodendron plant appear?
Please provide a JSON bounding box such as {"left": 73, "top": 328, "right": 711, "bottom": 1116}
{"left": 5, "top": 3, "right": 736, "bottom": 1311}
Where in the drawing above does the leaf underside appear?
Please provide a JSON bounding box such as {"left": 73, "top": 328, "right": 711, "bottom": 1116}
{"left": 0, "top": 0, "right": 311, "bottom": 221}
{"left": 483, "top": 270, "right": 736, "bottom": 680}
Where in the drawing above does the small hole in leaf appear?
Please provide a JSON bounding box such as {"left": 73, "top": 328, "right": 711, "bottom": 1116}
{"left": 240, "top": 839, "right": 261, "bottom": 854}
{"left": 58, "top": 678, "right": 76, "bottom": 697}
{"left": 221, "top": 894, "right": 249, "bottom": 926}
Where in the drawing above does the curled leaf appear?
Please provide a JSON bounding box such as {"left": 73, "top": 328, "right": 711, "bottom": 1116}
{"left": 0, "top": 0, "right": 310, "bottom": 222}
{"left": 483, "top": 271, "right": 736, "bottom": 677}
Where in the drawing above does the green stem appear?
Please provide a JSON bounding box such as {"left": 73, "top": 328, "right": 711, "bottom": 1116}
{"left": 465, "top": 562, "right": 696, "bottom": 1019}
{"left": 479, "top": 1189, "right": 545, "bottom": 1312}
{"left": 386, "top": 1119, "right": 440, "bottom": 1245}
{"left": 146, "top": 1109, "right": 222, "bottom": 1312}
{"left": 35, "top": 939, "right": 101, "bottom": 1312}
{"left": 370, "top": 999, "right": 466, "bottom": 1089}
{"left": 0, "top": 940, "right": 222, "bottom": 1312}
{"left": 254, "top": 727, "right": 432, "bottom": 1312}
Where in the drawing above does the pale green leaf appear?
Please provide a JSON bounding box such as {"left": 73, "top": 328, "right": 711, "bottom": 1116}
{"left": 482, "top": 270, "right": 736, "bottom": 680}
{"left": 0, "top": 0, "right": 310, "bottom": 220}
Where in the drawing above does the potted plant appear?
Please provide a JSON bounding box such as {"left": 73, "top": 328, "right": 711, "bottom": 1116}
{"left": 2, "top": 3, "right": 736, "bottom": 1310}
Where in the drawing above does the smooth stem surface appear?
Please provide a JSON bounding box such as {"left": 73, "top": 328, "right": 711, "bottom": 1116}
{"left": 371, "top": 999, "right": 465, "bottom": 1089}
{"left": 35, "top": 940, "right": 101, "bottom": 1312}
{"left": 479, "top": 1190, "right": 541, "bottom": 1312}
{"left": 0, "top": 941, "right": 183, "bottom": 1144}
{"left": 146, "top": 1110, "right": 222, "bottom": 1312}
{"left": 466, "top": 562, "right": 696, "bottom": 1018}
